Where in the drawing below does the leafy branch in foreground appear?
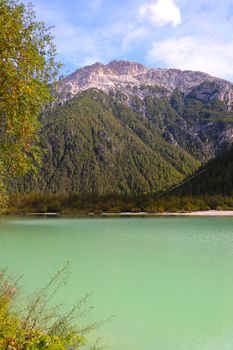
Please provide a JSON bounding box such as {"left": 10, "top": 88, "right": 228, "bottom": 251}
{"left": 0, "top": 264, "right": 106, "bottom": 349}
{"left": 0, "top": 171, "right": 8, "bottom": 213}
{"left": 0, "top": 0, "right": 62, "bottom": 212}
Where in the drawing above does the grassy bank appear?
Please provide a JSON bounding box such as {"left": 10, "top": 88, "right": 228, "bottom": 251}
{"left": 6, "top": 192, "right": 233, "bottom": 215}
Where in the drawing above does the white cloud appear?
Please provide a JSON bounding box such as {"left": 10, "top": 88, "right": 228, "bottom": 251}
{"left": 139, "top": 0, "right": 181, "bottom": 27}
{"left": 26, "top": 0, "right": 233, "bottom": 82}
{"left": 147, "top": 36, "right": 233, "bottom": 79}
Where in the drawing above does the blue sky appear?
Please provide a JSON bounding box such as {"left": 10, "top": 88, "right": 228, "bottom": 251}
{"left": 27, "top": 0, "right": 233, "bottom": 80}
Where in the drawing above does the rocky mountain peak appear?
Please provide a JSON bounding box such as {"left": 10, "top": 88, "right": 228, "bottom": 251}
{"left": 106, "top": 60, "right": 148, "bottom": 75}
{"left": 56, "top": 60, "right": 233, "bottom": 108}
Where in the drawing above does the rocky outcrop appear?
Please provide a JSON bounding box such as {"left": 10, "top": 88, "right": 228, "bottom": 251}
{"left": 55, "top": 60, "right": 233, "bottom": 109}
{"left": 188, "top": 80, "right": 233, "bottom": 105}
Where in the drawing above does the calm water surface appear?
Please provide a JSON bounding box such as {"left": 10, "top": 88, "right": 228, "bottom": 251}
{"left": 0, "top": 217, "right": 233, "bottom": 350}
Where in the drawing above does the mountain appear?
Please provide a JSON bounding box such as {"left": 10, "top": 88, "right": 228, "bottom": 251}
{"left": 56, "top": 60, "right": 233, "bottom": 108}
{"left": 174, "top": 145, "right": 233, "bottom": 196}
{"left": 55, "top": 60, "right": 233, "bottom": 162}
{"left": 12, "top": 60, "right": 233, "bottom": 194}
{"left": 15, "top": 89, "right": 198, "bottom": 194}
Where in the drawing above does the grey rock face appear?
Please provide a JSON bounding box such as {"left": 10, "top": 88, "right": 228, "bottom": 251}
{"left": 56, "top": 60, "right": 233, "bottom": 108}
{"left": 51, "top": 60, "right": 233, "bottom": 163}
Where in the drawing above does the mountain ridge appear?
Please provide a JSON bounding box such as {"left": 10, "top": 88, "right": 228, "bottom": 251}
{"left": 56, "top": 60, "right": 233, "bottom": 109}
{"left": 11, "top": 60, "right": 233, "bottom": 195}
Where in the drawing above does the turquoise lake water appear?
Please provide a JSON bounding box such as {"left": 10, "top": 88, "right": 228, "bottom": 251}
{"left": 1, "top": 217, "right": 233, "bottom": 349}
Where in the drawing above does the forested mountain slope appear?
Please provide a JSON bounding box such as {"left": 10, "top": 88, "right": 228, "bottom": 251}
{"left": 14, "top": 90, "right": 198, "bottom": 194}
{"left": 174, "top": 145, "right": 233, "bottom": 196}
{"left": 10, "top": 61, "right": 233, "bottom": 195}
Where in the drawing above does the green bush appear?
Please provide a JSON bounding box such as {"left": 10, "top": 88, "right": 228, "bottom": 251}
{"left": 47, "top": 201, "right": 62, "bottom": 213}
{"left": 0, "top": 266, "right": 102, "bottom": 350}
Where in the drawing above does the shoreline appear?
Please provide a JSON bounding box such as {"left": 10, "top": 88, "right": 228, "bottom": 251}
{"left": 157, "top": 210, "right": 233, "bottom": 217}
{"left": 3, "top": 210, "right": 233, "bottom": 217}
{"left": 102, "top": 210, "right": 233, "bottom": 217}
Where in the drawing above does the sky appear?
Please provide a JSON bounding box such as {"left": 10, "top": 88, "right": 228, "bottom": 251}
{"left": 25, "top": 0, "right": 233, "bottom": 80}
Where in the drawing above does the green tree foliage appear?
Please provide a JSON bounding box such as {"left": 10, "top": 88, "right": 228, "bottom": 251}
{"left": 0, "top": 173, "right": 8, "bottom": 212}
{"left": 10, "top": 89, "right": 200, "bottom": 195}
{"left": 6, "top": 191, "right": 233, "bottom": 215}
{"left": 10, "top": 87, "right": 233, "bottom": 196}
{"left": 174, "top": 145, "right": 233, "bottom": 197}
{"left": 0, "top": 266, "right": 102, "bottom": 349}
{"left": 0, "top": 0, "right": 60, "bottom": 211}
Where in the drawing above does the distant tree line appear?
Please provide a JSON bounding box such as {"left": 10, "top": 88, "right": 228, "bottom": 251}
{"left": 6, "top": 192, "right": 233, "bottom": 214}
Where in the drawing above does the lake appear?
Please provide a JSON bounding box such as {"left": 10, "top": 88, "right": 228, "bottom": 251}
{"left": 1, "top": 217, "right": 233, "bottom": 350}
